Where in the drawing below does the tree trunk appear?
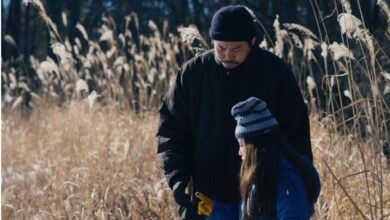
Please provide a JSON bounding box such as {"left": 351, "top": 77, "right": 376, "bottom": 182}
{"left": 5, "top": 0, "right": 21, "bottom": 58}
{"left": 67, "top": 0, "right": 82, "bottom": 40}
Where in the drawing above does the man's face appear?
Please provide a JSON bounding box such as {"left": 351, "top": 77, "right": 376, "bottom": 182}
{"left": 214, "top": 37, "right": 255, "bottom": 69}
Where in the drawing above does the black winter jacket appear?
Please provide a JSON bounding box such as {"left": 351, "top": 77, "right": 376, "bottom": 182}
{"left": 157, "top": 47, "right": 312, "bottom": 208}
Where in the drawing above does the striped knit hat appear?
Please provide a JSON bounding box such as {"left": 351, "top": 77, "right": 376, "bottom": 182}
{"left": 231, "top": 97, "right": 279, "bottom": 139}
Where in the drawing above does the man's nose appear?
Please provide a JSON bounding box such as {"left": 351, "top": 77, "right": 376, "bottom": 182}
{"left": 225, "top": 51, "right": 234, "bottom": 60}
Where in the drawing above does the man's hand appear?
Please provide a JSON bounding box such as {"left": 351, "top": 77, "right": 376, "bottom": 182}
{"left": 173, "top": 182, "right": 193, "bottom": 208}
{"left": 195, "top": 192, "right": 214, "bottom": 216}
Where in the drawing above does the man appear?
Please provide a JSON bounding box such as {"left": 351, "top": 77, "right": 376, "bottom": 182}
{"left": 157, "top": 5, "right": 312, "bottom": 219}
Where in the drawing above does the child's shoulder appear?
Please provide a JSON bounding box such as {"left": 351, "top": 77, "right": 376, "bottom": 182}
{"left": 276, "top": 157, "right": 314, "bottom": 196}
{"left": 277, "top": 160, "right": 304, "bottom": 192}
{"left": 275, "top": 158, "right": 315, "bottom": 218}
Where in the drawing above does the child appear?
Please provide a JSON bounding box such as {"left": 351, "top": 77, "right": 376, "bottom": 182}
{"left": 196, "top": 97, "right": 321, "bottom": 220}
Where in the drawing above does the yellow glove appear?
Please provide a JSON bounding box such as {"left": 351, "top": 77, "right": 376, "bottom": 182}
{"left": 195, "top": 192, "right": 214, "bottom": 216}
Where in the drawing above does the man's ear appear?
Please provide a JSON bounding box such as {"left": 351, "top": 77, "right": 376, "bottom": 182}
{"left": 251, "top": 37, "right": 256, "bottom": 46}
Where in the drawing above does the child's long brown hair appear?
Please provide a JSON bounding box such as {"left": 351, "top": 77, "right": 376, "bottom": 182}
{"left": 239, "top": 130, "right": 318, "bottom": 220}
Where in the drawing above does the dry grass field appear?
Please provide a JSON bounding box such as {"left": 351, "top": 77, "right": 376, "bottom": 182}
{"left": 2, "top": 103, "right": 175, "bottom": 219}
{"left": 1, "top": 103, "right": 389, "bottom": 219}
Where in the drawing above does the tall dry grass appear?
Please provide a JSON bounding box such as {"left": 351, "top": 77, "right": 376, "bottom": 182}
{"left": 2, "top": 104, "right": 390, "bottom": 219}
{"left": 2, "top": 0, "right": 390, "bottom": 219}
{"left": 2, "top": 2, "right": 191, "bottom": 113}
{"left": 1, "top": 103, "right": 175, "bottom": 219}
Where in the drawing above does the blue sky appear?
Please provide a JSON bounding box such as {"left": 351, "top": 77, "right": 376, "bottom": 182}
{"left": 3, "top": 0, "right": 10, "bottom": 8}
{"left": 2, "top": 0, "right": 10, "bottom": 22}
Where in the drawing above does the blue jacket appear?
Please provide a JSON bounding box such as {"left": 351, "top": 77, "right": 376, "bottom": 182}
{"left": 206, "top": 157, "right": 321, "bottom": 220}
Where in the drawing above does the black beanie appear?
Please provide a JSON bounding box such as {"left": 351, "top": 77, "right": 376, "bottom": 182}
{"left": 209, "top": 5, "right": 255, "bottom": 42}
